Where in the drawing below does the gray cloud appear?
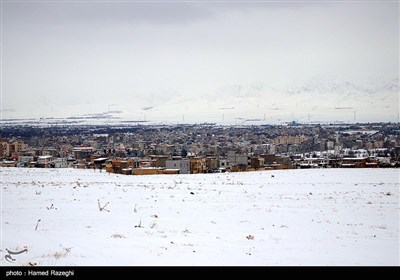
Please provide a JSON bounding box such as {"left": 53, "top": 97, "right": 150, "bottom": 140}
{"left": 4, "top": 2, "right": 214, "bottom": 26}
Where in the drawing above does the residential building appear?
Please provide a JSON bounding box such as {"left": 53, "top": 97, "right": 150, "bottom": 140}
{"left": 166, "top": 158, "right": 190, "bottom": 174}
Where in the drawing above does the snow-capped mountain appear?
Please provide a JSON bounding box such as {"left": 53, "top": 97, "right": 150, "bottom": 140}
{"left": 128, "top": 75, "right": 398, "bottom": 124}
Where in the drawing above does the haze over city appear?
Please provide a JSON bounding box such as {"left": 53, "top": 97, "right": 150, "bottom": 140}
{"left": 1, "top": 0, "right": 399, "bottom": 124}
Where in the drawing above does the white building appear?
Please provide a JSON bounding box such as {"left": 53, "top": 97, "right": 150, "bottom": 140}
{"left": 54, "top": 158, "right": 68, "bottom": 168}
{"left": 37, "top": 155, "right": 54, "bottom": 167}
{"left": 166, "top": 159, "right": 190, "bottom": 174}
{"left": 227, "top": 151, "right": 249, "bottom": 168}
{"left": 17, "top": 156, "right": 34, "bottom": 167}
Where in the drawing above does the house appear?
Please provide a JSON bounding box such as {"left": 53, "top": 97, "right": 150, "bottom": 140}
{"left": 37, "top": 155, "right": 54, "bottom": 168}
{"left": 105, "top": 160, "right": 113, "bottom": 173}
{"left": 166, "top": 158, "right": 190, "bottom": 174}
{"left": 107, "top": 159, "right": 129, "bottom": 173}
{"left": 133, "top": 167, "right": 153, "bottom": 175}
{"left": 205, "top": 157, "right": 218, "bottom": 172}
{"left": 150, "top": 155, "right": 168, "bottom": 168}
{"left": 73, "top": 163, "right": 87, "bottom": 169}
{"left": 105, "top": 158, "right": 138, "bottom": 174}
{"left": 54, "top": 158, "right": 68, "bottom": 168}
{"left": 250, "top": 157, "right": 265, "bottom": 170}
{"left": 227, "top": 151, "right": 249, "bottom": 169}
{"left": 0, "top": 141, "right": 7, "bottom": 159}
{"left": 340, "top": 158, "right": 367, "bottom": 168}
{"left": 218, "top": 157, "right": 229, "bottom": 171}
{"left": 365, "top": 157, "right": 378, "bottom": 168}
{"left": 1, "top": 160, "right": 16, "bottom": 167}
{"left": 190, "top": 157, "right": 206, "bottom": 174}
{"left": 132, "top": 167, "right": 179, "bottom": 175}
{"left": 73, "top": 147, "right": 95, "bottom": 159}
{"left": 17, "top": 155, "right": 34, "bottom": 167}
{"left": 263, "top": 154, "right": 293, "bottom": 169}
{"left": 295, "top": 157, "right": 328, "bottom": 169}
{"left": 67, "top": 157, "right": 76, "bottom": 168}
{"left": 139, "top": 159, "right": 152, "bottom": 168}
{"left": 4, "top": 143, "right": 15, "bottom": 158}
{"left": 93, "top": 157, "right": 108, "bottom": 170}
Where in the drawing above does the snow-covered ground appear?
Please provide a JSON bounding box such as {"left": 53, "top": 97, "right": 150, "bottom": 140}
{"left": 0, "top": 168, "right": 398, "bottom": 266}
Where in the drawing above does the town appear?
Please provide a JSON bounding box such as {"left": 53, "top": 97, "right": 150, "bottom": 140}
{"left": 1, "top": 121, "right": 399, "bottom": 175}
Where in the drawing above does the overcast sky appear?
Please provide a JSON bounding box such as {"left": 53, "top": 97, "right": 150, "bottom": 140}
{"left": 1, "top": 0, "right": 399, "bottom": 123}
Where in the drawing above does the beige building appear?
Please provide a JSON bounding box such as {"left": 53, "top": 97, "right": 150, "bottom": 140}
{"left": 190, "top": 157, "right": 206, "bottom": 174}
{"left": 274, "top": 136, "right": 309, "bottom": 145}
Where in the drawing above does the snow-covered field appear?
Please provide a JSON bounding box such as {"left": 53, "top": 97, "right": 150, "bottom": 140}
{"left": 0, "top": 168, "right": 398, "bottom": 266}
